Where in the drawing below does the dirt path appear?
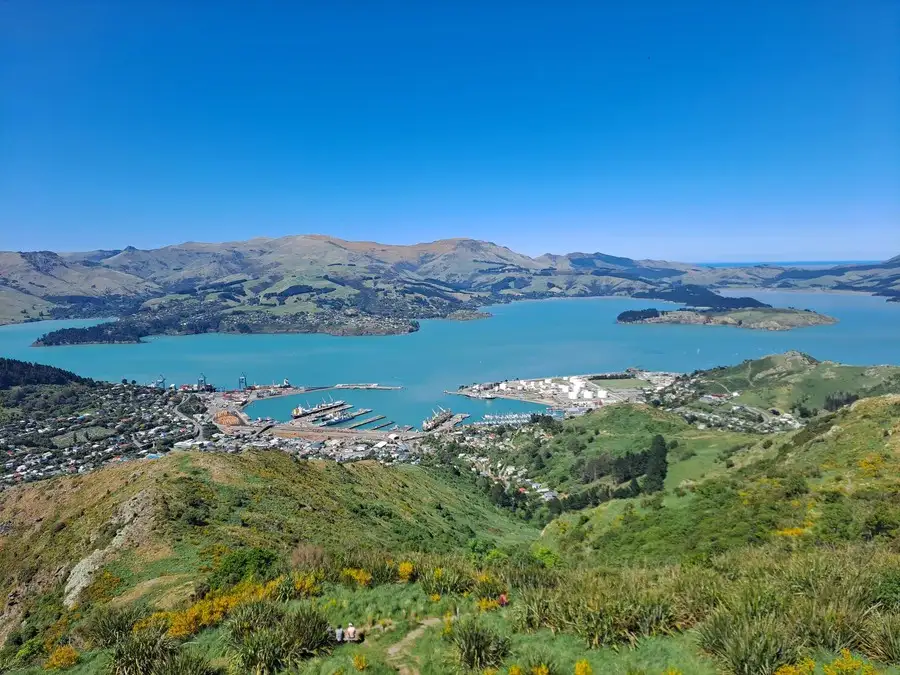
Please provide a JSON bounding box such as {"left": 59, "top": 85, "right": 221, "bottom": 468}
{"left": 385, "top": 617, "right": 442, "bottom": 675}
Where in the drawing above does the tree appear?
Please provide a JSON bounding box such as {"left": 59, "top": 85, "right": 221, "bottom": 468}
{"left": 643, "top": 434, "right": 669, "bottom": 494}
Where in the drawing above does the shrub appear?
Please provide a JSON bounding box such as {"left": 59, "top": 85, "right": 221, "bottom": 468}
{"left": 340, "top": 568, "right": 373, "bottom": 588}
{"left": 513, "top": 571, "right": 676, "bottom": 648}
{"left": 472, "top": 572, "right": 505, "bottom": 600}
{"left": 398, "top": 561, "right": 416, "bottom": 583}
{"left": 476, "top": 598, "right": 500, "bottom": 612}
{"left": 162, "top": 577, "right": 283, "bottom": 639}
{"left": 109, "top": 627, "right": 178, "bottom": 675}
{"left": 450, "top": 618, "right": 510, "bottom": 671}
{"left": 352, "top": 653, "right": 369, "bottom": 671}
{"left": 229, "top": 627, "right": 289, "bottom": 675}
{"left": 862, "top": 612, "right": 900, "bottom": 664}
{"left": 81, "top": 570, "right": 123, "bottom": 604}
{"left": 44, "top": 645, "right": 78, "bottom": 670}
{"left": 697, "top": 608, "right": 801, "bottom": 675}
{"left": 270, "top": 572, "right": 323, "bottom": 602}
{"left": 290, "top": 543, "right": 327, "bottom": 571}
{"left": 207, "top": 548, "right": 282, "bottom": 590}
{"left": 821, "top": 649, "right": 878, "bottom": 674}
{"left": 421, "top": 566, "right": 472, "bottom": 597}
{"left": 280, "top": 604, "right": 332, "bottom": 658}
{"left": 511, "top": 588, "right": 553, "bottom": 633}
{"left": 574, "top": 660, "right": 592, "bottom": 675}
{"left": 792, "top": 595, "right": 869, "bottom": 653}
{"left": 873, "top": 568, "right": 900, "bottom": 610}
{"left": 150, "top": 650, "right": 223, "bottom": 675}
{"left": 80, "top": 604, "right": 147, "bottom": 648}
{"left": 519, "top": 651, "right": 561, "bottom": 675}
{"left": 226, "top": 602, "right": 331, "bottom": 673}
{"left": 223, "top": 600, "right": 287, "bottom": 651}
{"left": 13, "top": 636, "right": 45, "bottom": 666}
{"left": 331, "top": 551, "right": 396, "bottom": 585}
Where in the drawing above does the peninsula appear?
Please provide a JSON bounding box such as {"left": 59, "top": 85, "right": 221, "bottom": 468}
{"left": 616, "top": 307, "right": 837, "bottom": 330}
{"left": 1, "top": 237, "right": 893, "bottom": 342}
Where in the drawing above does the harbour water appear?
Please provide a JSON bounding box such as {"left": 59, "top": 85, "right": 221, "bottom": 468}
{"left": 1, "top": 291, "right": 899, "bottom": 427}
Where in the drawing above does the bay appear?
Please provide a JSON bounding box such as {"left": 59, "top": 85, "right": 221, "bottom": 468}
{"left": 1, "top": 291, "right": 899, "bottom": 427}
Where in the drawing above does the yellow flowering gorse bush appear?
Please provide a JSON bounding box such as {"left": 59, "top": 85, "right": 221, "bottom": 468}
{"left": 341, "top": 568, "right": 373, "bottom": 588}
{"left": 574, "top": 660, "right": 593, "bottom": 675}
{"left": 44, "top": 645, "right": 78, "bottom": 671}
{"left": 398, "top": 561, "right": 415, "bottom": 582}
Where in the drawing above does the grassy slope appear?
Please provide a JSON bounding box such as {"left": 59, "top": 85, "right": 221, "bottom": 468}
{"left": 531, "top": 404, "right": 757, "bottom": 491}
{"left": 0, "top": 451, "right": 536, "bottom": 617}
{"left": 548, "top": 395, "right": 900, "bottom": 563}
{"left": 4, "top": 399, "right": 900, "bottom": 674}
{"left": 694, "top": 351, "right": 900, "bottom": 410}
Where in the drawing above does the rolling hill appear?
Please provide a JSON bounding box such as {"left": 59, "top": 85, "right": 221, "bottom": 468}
{"left": 686, "top": 351, "right": 900, "bottom": 411}
{"left": 548, "top": 394, "right": 900, "bottom": 564}
{"left": 2, "top": 392, "right": 899, "bottom": 673}
{"left": 0, "top": 450, "right": 536, "bottom": 644}
{"left": 3, "top": 236, "right": 899, "bottom": 329}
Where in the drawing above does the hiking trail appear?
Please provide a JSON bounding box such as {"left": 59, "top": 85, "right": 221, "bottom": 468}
{"left": 385, "top": 617, "right": 442, "bottom": 675}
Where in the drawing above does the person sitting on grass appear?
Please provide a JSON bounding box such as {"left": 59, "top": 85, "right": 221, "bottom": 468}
{"left": 335, "top": 625, "right": 344, "bottom": 643}
{"left": 346, "top": 623, "right": 357, "bottom": 641}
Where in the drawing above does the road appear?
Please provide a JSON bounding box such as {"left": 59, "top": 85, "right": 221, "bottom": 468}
{"left": 175, "top": 403, "right": 205, "bottom": 441}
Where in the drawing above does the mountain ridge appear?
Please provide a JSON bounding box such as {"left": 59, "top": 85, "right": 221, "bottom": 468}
{"left": 3, "top": 235, "right": 899, "bottom": 328}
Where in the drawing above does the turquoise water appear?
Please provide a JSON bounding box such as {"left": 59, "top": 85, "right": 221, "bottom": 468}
{"left": 1, "top": 291, "right": 899, "bottom": 426}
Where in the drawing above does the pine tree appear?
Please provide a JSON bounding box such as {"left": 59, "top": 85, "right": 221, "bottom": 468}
{"left": 643, "top": 434, "right": 669, "bottom": 493}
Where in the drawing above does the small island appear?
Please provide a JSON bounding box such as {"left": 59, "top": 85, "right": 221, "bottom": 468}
{"left": 446, "top": 309, "right": 492, "bottom": 321}
{"left": 617, "top": 307, "right": 837, "bottom": 331}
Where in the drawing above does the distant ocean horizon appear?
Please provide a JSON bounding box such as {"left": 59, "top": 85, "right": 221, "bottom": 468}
{"left": 696, "top": 261, "right": 879, "bottom": 268}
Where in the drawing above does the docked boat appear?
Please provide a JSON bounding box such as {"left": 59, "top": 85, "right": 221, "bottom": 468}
{"left": 291, "top": 399, "right": 345, "bottom": 419}
{"left": 421, "top": 407, "right": 453, "bottom": 432}
{"left": 321, "top": 411, "right": 354, "bottom": 426}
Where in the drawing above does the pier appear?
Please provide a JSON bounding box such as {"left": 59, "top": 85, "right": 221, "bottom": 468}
{"left": 348, "top": 414, "right": 385, "bottom": 429}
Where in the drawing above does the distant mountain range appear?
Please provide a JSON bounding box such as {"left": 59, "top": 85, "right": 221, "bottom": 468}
{"left": 1, "top": 235, "right": 898, "bottom": 327}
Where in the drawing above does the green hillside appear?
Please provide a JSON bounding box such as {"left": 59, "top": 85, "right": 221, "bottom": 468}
{"left": 548, "top": 395, "right": 900, "bottom": 563}
{"left": 529, "top": 404, "right": 756, "bottom": 493}
{"left": 2, "top": 397, "right": 900, "bottom": 674}
{"left": 689, "top": 351, "right": 900, "bottom": 411}
{"left": 0, "top": 452, "right": 536, "bottom": 660}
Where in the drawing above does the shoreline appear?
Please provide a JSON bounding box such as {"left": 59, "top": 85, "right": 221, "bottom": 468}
{"left": 5, "top": 285, "right": 885, "bottom": 347}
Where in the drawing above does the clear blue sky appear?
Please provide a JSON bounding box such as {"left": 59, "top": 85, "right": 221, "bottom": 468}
{"left": 1, "top": 1, "right": 898, "bottom": 261}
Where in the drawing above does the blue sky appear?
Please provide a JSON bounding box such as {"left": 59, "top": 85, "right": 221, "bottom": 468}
{"left": 1, "top": 1, "right": 898, "bottom": 261}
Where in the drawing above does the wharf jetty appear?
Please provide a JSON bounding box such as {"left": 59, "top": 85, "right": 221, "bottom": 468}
{"left": 341, "top": 408, "right": 373, "bottom": 421}
{"left": 371, "top": 420, "right": 393, "bottom": 430}
{"left": 348, "top": 414, "right": 385, "bottom": 430}
{"left": 441, "top": 413, "right": 470, "bottom": 430}
{"left": 308, "top": 403, "right": 352, "bottom": 420}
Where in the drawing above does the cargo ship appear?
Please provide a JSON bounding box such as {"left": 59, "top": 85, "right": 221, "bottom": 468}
{"left": 291, "top": 399, "right": 345, "bottom": 419}
{"left": 421, "top": 407, "right": 453, "bottom": 432}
